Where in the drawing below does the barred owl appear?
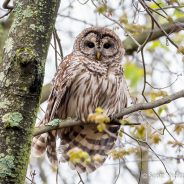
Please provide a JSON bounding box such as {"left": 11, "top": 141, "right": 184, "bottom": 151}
{"left": 32, "top": 27, "right": 128, "bottom": 173}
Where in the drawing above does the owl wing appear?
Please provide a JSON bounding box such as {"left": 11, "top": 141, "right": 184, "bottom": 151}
{"left": 31, "top": 53, "right": 82, "bottom": 164}
{"left": 45, "top": 54, "right": 81, "bottom": 121}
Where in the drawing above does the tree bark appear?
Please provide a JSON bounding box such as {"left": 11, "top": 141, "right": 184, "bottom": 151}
{"left": 0, "top": 0, "right": 60, "bottom": 183}
{"left": 0, "top": 16, "right": 13, "bottom": 64}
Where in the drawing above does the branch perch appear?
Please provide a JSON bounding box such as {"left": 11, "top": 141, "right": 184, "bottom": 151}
{"left": 34, "top": 89, "right": 184, "bottom": 137}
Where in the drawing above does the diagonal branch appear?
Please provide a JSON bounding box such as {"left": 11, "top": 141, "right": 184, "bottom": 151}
{"left": 123, "top": 17, "right": 184, "bottom": 55}
{"left": 113, "top": 90, "right": 184, "bottom": 119}
{"left": 123, "top": 17, "right": 184, "bottom": 54}
{"left": 34, "top": 89, "right": 184, "bottom": 137}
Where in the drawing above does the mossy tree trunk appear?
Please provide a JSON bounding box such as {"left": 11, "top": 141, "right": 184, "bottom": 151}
{"left": 0, "top": 15, "right": 13, "bottom": 64}
{"left": 0, "top": 0, "right": 60, "bottom": 183}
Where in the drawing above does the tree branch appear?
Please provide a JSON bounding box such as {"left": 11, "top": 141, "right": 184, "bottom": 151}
{"left": 34, "top": 89, "right": 184, "bottom": 137}
{"left": 114, "top": 90, "right": 184, "bottom": 119}
{"left": 123, "top": 17, "right": 184, "bottom": 54}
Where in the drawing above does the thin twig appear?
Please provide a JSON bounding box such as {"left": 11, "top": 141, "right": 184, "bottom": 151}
{"left": 155, "top": 5, "right": 184, "bottom": 11}
{"left": 50, "top": 43, "right": 62, "bottom": 57}
{"left": 53, "top": 29, "right": 58, "bottom": 70}
{"left": 77, "top": 171, "right": 85, "bottom": 184}
{"left": 0, "top": 10, "right": 12, "bottom": 19}
{"left": 148, "top": 7, "right": 167, "bottom": 19}
{"left": 122, "top": 132, "right": 143, "bottom": 184}
{"left": 146, "top": 73, "right": 181, "bottom": 90}
{"left": 137, "top": 15, "right": 154, "bottom": 52}
{"left": 123, "top": 131, "right": 171, "bottom": 178}
{"left": 113, "top": 158, "right": 121, "bottom": 184}
{"left": 152, "top": 0, "right": 168, "bottom": 16}
{"left": 77, "top": 0, "right": 90, "bottom": 5}
{"left": 54, "top": 28, "right": 64, "bottom": 60}
{"left": 138, "top": 0, "right": 178, "bottom": 49}
{"left": 58, "top": 14, "right": 94, "bottom": 26}
{"left": 140, "top": 49, "right": 178, "bottom": 142}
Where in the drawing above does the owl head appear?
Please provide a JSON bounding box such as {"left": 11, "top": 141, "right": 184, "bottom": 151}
{"left": 73, "top": 27, "right": 125, "bottom": 63}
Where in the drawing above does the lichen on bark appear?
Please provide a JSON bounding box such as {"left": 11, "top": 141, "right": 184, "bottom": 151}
{"left": 0, "top": 0, "right": 61, "bottom": 183}
{"left": 2, "top": 112, "right": 23, "bottom": 128}
{"left": 0, "top": 155, "right": 15, "bottom": 178}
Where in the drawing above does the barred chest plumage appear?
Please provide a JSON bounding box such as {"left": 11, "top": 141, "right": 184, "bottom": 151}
{"left": 32, "top": 27, "right": 128, "bottom": 173}
{"left": 57, "top": 53, "right": 127, "bottom": 122}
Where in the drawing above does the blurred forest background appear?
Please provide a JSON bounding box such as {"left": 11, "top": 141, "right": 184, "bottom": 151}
{"left": 0, "top": 0, "right": 184, "bottom": 184}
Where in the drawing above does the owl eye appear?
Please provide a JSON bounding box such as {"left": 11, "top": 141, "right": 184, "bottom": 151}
{"left": 86, "top": 41, "right": 95, "bottom": 48}
{"left": 103, "top": 43, "right": 112, "bottom": 49}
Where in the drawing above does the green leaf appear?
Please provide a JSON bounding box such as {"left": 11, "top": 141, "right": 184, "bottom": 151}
{"left": 96, "top": 4, "right": 108, "bottom": 14}
{"left": 173, "top": 9, "right": 184, "bottom": 18}
{"left": 124, "top": 62, "right": 143, "bottom": 88}
{"left": 148, "top": 40, "right": 169, "bottom": 52}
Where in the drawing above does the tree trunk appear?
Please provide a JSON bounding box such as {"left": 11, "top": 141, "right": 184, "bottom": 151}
{"left": 0, "top": 0, "right": 60, "bottom": 183}
{"left": 137, "top": 144, "right": 149, "bottom": 184}
{"left": 0, "top": 15, "right": 13, "bottom": 64}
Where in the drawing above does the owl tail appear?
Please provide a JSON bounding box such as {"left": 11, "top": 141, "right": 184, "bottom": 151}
{"left": 58, "top": 125, "right": 119, "bottom": 173}
{"left": 31, "top": 94, "right": 59, "bottom": 165}
{"left": 31, "top": 133, "right": 48, "bottom": 156}
{"left": 31, "top": 130, "right": 58, "bottom": 165}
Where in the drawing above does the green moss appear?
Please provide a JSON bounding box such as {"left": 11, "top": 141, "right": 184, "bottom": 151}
{"left": 21, "top": 86, "right": 28, "bottom": 91}
{"left": 0, "top": 72, "right": 5, "bottom": 80}
{"left": 15, "top": 47, "right": 35, "bottom": 64}
{"left": 29, "top": 24, "right": 36, "bottom": 30}
{"left": 47, "top": 118, "right": 61, "bottom": 126}
{"left": 10, "top": 2, "right": 31, "bottom": 32}
{"left": 0, "top": 155, "right": 15, "bottom": 177}
{"left": 2, "top": 112, "right": 23, "bottom": 128}
{"left": 22, "top": 6, "right": 34, "bottom": 18}
{"left": 0, "top": 101, "right": 11, "bottom": 109}
{"left": 0, "top": 0, "right": 60, "bottom": 182}
{"left": 30, "top": 24, "right": 45, "bottom": 32}
{"left": 4, "top": 38, "right": 14, "bottom": 57}
{"left": 5, "top": 137, "right": 11, "bottom": 147}
{"left": 38, "top": 25, "right": 45, "bottom": 32}
{"left": 5, "top": 79, "right": 11, "bottom": 87}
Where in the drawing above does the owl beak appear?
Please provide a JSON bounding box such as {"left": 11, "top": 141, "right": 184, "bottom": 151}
{"left": 96, "top": 51, "right": 101, "bottom": 60}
